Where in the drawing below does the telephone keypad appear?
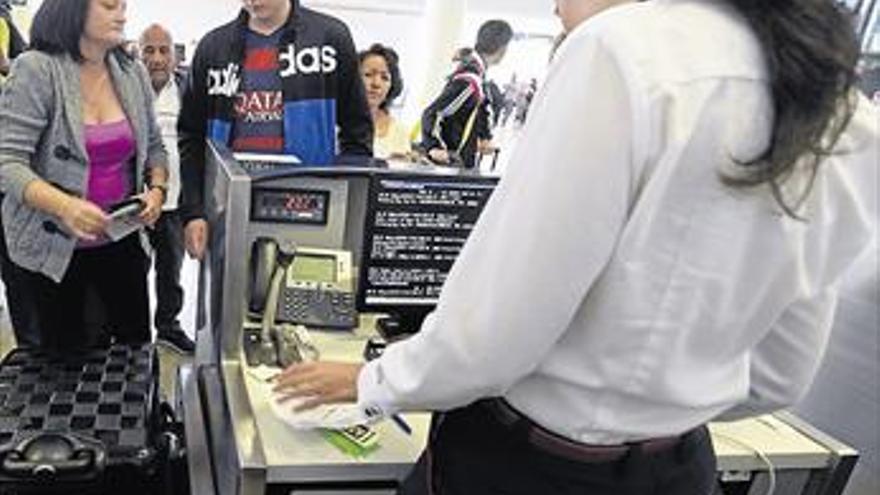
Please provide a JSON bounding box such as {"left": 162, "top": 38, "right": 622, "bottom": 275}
{"left": 277, "top": 288, "right": 357, "bottom": 330}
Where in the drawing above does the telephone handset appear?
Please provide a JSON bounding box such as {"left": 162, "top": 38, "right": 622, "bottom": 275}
{"left": 248, "top": 239, "right": 279, "bottom": 315}
{"left": 246, "top": 238, "right": 295, "bottom": 367}
{"left": 245, "top": 238, "right": 355, "bottom": 367}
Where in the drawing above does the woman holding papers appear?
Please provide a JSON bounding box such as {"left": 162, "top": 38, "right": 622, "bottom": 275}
{"left": 0, "top": 0, "right": 168, "bottom": 350}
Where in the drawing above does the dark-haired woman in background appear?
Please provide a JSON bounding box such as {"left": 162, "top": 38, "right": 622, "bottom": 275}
{"left": 275, "top": 0, "right": 877, "bottom": 493}
{"left": 358, "top": 43, "right": 411, "bottom": 160}
{"left": 0, "top": 0, "right": 167, "bottom": 351}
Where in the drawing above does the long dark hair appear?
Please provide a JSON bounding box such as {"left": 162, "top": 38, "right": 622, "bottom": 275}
{"left": 722, "top": 0, "right": 860, "bottom": 217}
{"left": 30, "top": 0, "right": 130, "bottom": 64}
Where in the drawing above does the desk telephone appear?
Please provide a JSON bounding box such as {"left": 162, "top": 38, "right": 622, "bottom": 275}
{"left": 244, "top": 238, "right": 356, "bottom": 367}
{"left": 249, "top": 238, "right": 357, "bottom": 330}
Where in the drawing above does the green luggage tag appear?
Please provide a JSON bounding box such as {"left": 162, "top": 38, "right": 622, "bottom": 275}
{"left": 321, "top": 424, "right": 380, "bottom": 458}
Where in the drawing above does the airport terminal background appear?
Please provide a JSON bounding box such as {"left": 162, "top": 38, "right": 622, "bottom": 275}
{"left": 0, "top": 0, "right": 878, "bottom": 494}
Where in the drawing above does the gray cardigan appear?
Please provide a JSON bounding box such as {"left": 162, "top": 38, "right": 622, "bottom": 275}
{"left": 0, "top": 51, "right": 168, "bottom": 282}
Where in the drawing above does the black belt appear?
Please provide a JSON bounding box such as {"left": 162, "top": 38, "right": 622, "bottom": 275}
{"left": 482, "top": 399, "right": 690, "bottom": 464}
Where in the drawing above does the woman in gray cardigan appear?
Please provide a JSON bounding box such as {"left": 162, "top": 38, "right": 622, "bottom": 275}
{"left": 0, "top": 0, "right": 168, "bottom": 350}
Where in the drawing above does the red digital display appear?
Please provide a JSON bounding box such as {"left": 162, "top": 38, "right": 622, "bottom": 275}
{"left": 252, "top": 188, "right": 329, "bottom": 225}
{"left": 284, "top": 194, "right": 320, "bottom": 212}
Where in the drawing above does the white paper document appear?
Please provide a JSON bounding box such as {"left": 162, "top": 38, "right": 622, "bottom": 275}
{"left": 105, "top": 200, "right": 144, "bottom": 241}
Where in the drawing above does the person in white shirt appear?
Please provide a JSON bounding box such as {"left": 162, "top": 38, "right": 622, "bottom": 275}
{"left": 140, "top": 24, "right": 195, "bottom": 354}
{"left": 274, "top": 1, "right": 878, "bottom": 493}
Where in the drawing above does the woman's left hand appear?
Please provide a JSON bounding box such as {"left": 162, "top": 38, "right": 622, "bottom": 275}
{"left": 138, "top": 188, "right": 164, "bottom": 226}
{"left": 272, "top": 361, "right": 363, "bottom": 411}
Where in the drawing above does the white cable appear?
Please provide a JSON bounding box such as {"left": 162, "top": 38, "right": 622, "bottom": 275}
{"left": 714, "top": 432, "right": 776, "bottom": 495}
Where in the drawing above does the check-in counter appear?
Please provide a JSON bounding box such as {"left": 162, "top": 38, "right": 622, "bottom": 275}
{"left": 181, "top": 328, "right": 857, "bottom": 495}
{"left": 180, "top": 325, "right": 857, "bottom": 495}
{"left": 178, "top": 144, "right": 496, "bottom": 494}
{"left": 177, "top": 143, "right": 857, "bottom": 495}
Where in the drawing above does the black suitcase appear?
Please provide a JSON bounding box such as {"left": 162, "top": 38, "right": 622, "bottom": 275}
{"left": 0, "top": 344, "right": 171, "bottom": 495}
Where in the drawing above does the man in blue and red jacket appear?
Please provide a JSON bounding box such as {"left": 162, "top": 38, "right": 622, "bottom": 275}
{"left": 178, "top": 0, "right": 373, "bottom": 259}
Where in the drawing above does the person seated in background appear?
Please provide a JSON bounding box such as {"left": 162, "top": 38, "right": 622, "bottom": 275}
{"left": 139, "top": 23, "right": 195, "bottom": 354}
{"left": 359, "top": 43, "right": 411, "bottom": 160}
{"left": 0, "top": 0, "right": 168, "bottom": 351}
{"left": 420, "top": 20, "right": 512, "bottom": 169}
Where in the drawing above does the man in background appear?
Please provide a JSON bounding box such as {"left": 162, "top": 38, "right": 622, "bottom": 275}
{"left": 179, "top": 0, "right": 372, "bottom": 262}
{"left": 178, "top": 0, "right": 372, "bottom": 332}
{"left": 421, "top": 20, "right": 513, "bottom": 169}
{"left": 140, "top": 24, "right": 195, "bottom": 353}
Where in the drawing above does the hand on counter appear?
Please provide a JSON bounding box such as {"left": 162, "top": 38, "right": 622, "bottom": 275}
{"left": 273, "top": 361, "right": 363, "bottom": 411}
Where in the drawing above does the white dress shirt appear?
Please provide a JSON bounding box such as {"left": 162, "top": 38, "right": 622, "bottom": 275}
{"left": 154, "top": 78, "right": 181, "bottom": 211}
{"left": 358, "top": 0, "right": 879, "bottom": 444}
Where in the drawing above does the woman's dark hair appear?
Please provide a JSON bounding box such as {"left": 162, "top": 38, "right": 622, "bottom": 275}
{"left": 30, "top": 0, "right": 129, "bottom": 64}
{"left": 358, "top": 43, "right": 403, "bottom": 111}
{"left": 722, "top": 0, "right": 860, "bottom": 217}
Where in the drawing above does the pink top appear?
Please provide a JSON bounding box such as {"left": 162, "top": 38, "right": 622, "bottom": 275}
{"left": 84, "top": 119, "right": 135, "bottom": 209}
{"left": 79, "top": 119, "right": 135, "bottom": 247}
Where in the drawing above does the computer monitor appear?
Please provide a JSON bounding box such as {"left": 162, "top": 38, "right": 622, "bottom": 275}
{"left": 357, "top": 173, "right": 498, "bottom": 336}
